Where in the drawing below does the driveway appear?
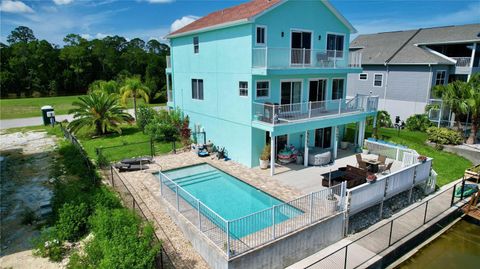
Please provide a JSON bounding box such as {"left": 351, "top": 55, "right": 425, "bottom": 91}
{"left": 0, "top": 106, "right": 165, "bottom": 129}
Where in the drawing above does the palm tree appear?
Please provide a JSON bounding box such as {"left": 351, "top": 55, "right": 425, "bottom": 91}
{"left": 120, "top": 76, "right": 149, "bottom": 120}
{"left": 433, "top": 73, "right": 480, "bottom": 144}
{"left": 68, "top": 92, "right": 133, "bottom": 135}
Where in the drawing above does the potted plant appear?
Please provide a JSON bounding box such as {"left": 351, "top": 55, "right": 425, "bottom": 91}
{"left": 340, "top": 140, "right": 349, "bottom": 150}
{"left": 417, "top": 155, "right": 427, "bottom": 163}
{"left": 366, "top": 172, "right": 377, "bottom": 183}
{"left": 259, "top": 144, "right": 271, "bottom": 169}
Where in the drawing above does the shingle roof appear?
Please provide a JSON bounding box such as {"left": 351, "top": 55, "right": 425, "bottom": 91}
{"left": 350, "top": 23, "right": 480, "bottom": 65}
{"left": 167, "top": 0, "right": 282, "bottom": 37}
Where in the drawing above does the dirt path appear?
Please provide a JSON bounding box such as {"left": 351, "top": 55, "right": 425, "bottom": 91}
{"left": 0, "top": 130, "right": 64, "bottom": 269}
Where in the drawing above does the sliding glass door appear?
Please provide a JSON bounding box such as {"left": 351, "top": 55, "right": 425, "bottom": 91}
{"left": 281, "top": 81, "right": 302, "bottom": 105}
{"left": 291, "top": 31, "right": 312, "bottom": 65}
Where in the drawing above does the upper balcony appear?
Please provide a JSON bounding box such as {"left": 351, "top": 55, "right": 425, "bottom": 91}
{"left": 252, "top": 48, "right": 362, "bottom": 75}
{"left": 253, "top": 94, "right": 378, "bottom": 130}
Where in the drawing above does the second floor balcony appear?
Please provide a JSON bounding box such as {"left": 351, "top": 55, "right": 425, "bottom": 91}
{"left": 252, "top": 47, "right": 362, "bottom": 70}
{"left": 451, "top": 57, "right": 471, "bottom": 67}
{"left": 253, "top": 94, "right": 378, "bottom": 126}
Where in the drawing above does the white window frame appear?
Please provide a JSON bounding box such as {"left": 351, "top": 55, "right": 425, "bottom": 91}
{"left": 326, "top": 32, "right": 346, "bottom": 59}
{"left": 359, "top": 73, "right": 368, "bottom": 80}
{"left": 331, "top": 78, "right": 345, "bottom": 100}
{"left": 239, "top": 81, "right": 248, "bottom": 97}
{"left": 191, "top": 79, "right": 203, "bottom": 100}
{"left": 289, "top": 28, "right": 314, "bottom": 66}
{"left": 373, "top": 73, "right": 383, "bottom": 87}
{"left": 255, "top": 80, "right": 270, "bottom": 99}
{"left": 193, "top": 36, "right": 199, "bottom": 54}
{"left": 435, "top": 70, "right": 447, "bottom": 85}
{"left": 279, "top": 79, "right": 303, "bottom": 105}
{"left": 255, "top": 25, "right": 267, "bottom": 46}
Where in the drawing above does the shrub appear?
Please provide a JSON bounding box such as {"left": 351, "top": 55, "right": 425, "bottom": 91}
{"left": 136, "top": 104, "right": 157, "bottom": 132}
{"left": 92, "top": 186, "right": 122, "bottom": 210}
{"left": 21, "top": 207, "right": 38, "bottom": 225}
{"left": 33, "top": 227, "right": 65, "bottom": 262}
{"left": 426, "top": 127, "right": 463, "bottom": 145}
{"left": 405, "top": 114, "right": 432, "bottom": 132}
{"left": 56, "top": 202, "right": 90, "bottom": 241}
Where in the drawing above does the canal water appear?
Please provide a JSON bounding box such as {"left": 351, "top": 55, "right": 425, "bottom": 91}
{"left": 396, "top": 219, "right": 480, "bottom": 269}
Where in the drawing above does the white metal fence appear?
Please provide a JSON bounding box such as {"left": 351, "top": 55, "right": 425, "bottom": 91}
{"left": 365, "top": 139, "right": 417, "bottom": 164}
{"left": 157, "top": 172, "right": 347, "bottom": 259}
{"left": 253, "top": 95, "right": 379, "bottom": 125}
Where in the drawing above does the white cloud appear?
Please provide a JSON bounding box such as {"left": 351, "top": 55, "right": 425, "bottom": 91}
{"left": 52, "top": 0, "right": 73, "bottom": 5}
{"left": 80, "top": 32, "right": 111, "bottom": 40}
{"left": 0, "top": 0, "right": 34, "bottom": 13}
{"left": 170, "top": 15, "right": 199, "bottom": 33}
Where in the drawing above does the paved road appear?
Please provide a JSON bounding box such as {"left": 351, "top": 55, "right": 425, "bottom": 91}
{"left": 0, "top": 107, "right": 165, "bottom": 129}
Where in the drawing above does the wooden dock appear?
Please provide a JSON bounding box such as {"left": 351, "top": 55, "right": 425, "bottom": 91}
{"left": 462, "top": 190, "right": 480, "bottom": 221}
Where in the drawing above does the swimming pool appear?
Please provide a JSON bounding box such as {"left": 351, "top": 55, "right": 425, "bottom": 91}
{"left": 157, "top": 163, "right": 301, "bottom": 237}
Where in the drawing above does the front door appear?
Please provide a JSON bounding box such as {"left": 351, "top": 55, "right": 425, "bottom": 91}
{"left": 314, "top": 127, "right": 332, "bottom": 149}
{"left": 291, "top": 31, "right": 312, "bottom": 65}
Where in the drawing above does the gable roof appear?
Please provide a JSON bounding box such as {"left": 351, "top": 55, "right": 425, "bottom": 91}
{"left": 350, "top": 23, "right": 480, "bottom": 65}
{"left": 166, "top": 0, "right": 356, "bottom": 38}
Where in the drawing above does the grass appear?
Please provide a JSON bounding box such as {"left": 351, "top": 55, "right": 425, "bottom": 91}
{"left": 345, "top": 125, "right": 472, "bottom": 186}
{"left": 0, "top": 95, "right": 163, "bottom": 120}
{"left": 75, "top": 125, "right": 181, "bottom": 162}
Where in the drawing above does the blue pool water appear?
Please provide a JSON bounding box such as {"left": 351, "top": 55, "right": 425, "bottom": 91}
{"left": 157, "top": 164, "right": 301, "bottom": 237}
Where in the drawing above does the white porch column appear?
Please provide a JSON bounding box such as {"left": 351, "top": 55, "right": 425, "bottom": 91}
{"left": 358, "top": 120, "right": 366, "bottom": 148}
{"left": 333, "top": 126, "right": 338, "bottom": 159}
{"left": 270, "top": 134, "right": 275, "bottom": 176}
{"left": 354, "top": 122, "right": 359, "bottom": 147}
{"left": 304, "top": 130, "right": 309, "bottom": 167}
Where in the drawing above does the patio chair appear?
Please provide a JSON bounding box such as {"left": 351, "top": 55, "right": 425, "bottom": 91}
{"left": 358, "top": 160, "right": 369, "bottom": 170}
{"left": 377, "top": 155, "right": 387, "bottom": 165}
{"left": 355, "top": 154, "right": 365, "bottom": 167}
{"left": 380, "top": 162, "right": 393, "bottom": 174}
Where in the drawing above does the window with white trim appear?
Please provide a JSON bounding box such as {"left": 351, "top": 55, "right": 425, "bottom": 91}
{"left": 193, "top": 36, "right": 199, "bottom": 53}
{"left": 191, "top": 79, "right": 203, "bottom": 100}
{"left": 374, "top": 74, "right": 383, "bottom": 87}
{"left": 256, "top": 81, "right": 269, "bottom": 98}
{"left": 327, "top": 34, "right": 344, "bottom": 58}
{"left": 359, "top": 73, "right": 368, "bottom": 80}
{"left": 239, "top": 81, "right": 248, "bottom": 97}
{"left": 332, "top": 79, "right": 344, "bottom": 100}
{"left": 256, "top": 26, "right": 266, "bottom": 45}
{"left": 435, "top": 70, "right": 446, "bottom": 85}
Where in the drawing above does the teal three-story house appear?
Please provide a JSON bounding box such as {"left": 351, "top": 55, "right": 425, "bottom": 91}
{"left": 165, "top": 0, "right": 378, "bottom": 175}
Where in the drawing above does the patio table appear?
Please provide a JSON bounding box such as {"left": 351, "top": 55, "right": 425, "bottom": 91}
{"left": 364, "top": 159, "right": 381, "bottom": 173}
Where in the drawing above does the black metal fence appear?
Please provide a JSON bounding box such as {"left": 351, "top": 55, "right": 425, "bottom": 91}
{"left": 59, "top": 124, "right": 174, "bottom": 268}
{"left": 109, "top": 166, "right": 178, "bottom": 269}
{"left": 96, "top": 139, "right": 155, "bottom": 167}
{"left": 305, "top": 181, "right": 467, "bottom": 269}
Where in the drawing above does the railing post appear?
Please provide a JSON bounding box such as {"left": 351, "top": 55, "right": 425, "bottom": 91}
{"left": 451, "top": 184, "right": 456, "bottom": 206}
{"left": 423, "top": 200, "right": 429, "bottom": 224}
{"left": 343, "top": 244, "right": 348, "bottom": 269}
{"left": 303, "top": 48, "right": 306, "bottom": 67}
{"left": 197, "top": 199, "right": 202, "bottom": 230}
{"left": 272, "top": 206, "right": 276, "bottom": 239}
{"left": 460, "top": 179, "right": 465, "bottom": 200}
{"left": 396, "top": 148, "right": 400, "bottom": 161}
{"left": 226, "top": 221, "right": 231, "bottom": 258}
{"left": 265, "top": 47, "right": 268, "bottom": 68}
{"left": 309, "top": 193, "right": 314, "bottom": 223}
{"left": 334, "top": 50, "right": 337, "bottom": 68}
{"left": 308, "top": 101, "right": 312, "bottom": 118}
{"left": 338, "top": 99, "right": 342, "bottom": 114}
{"left": 176, "top": 185, "right": 179, "bottom": 210}
{"left": 388, "top": 220, "right": 394, "bottom": 246}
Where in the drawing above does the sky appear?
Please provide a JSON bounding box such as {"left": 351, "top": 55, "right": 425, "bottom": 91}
{"left": 0, "top": 0, "right": 479, "bottom": 45}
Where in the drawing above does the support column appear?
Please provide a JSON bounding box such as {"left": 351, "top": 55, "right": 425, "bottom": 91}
{"left": 333, "top": 126, "right": 338, "bottom": 160}
{"left": 270, "top": 134, "right": 275, "bottom": 176}
{"left": 358, "top": 120, "right": 366, "bottom": 148}
{"left": 354, "top": 122, "right": 359, "bottom": 148}
{"left": 304, "top": 130, "right": 309, "bottom": 167}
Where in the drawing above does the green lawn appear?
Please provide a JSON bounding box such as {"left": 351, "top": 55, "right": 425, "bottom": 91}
{"left": 0, "top": 95, "right": 163, "bottom": 120}
{"left": 345, "top": 126, "right": 472, "bottom": 186}
{"left": 75, "top": 126, "right": 180, "bottom": 162}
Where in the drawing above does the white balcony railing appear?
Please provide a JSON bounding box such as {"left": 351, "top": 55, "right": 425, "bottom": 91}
{"left": 252, "top": 47, "right": 362, "bottom": 69}
{"left": 253, "top": 94, "right": 378, "bottom": 125}
{"left": 166, "top": 55, "right": 171, "bottom": 68}
{"left": 451, "top": 57, "right": 471, "bottom": 67}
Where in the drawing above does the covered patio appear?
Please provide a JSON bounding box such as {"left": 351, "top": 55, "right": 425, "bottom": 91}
{"left": 257, "top": 148, "right": 405, "bottom": 194}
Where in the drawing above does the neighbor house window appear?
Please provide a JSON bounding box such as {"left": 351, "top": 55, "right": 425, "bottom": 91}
{"left": 359, "top": 73, "right": 368, "bottom": 80}
{"left": 256, "top": 26, "right": 266, "bottom": 45}
{"left": 327, "top": 34, "right": 344, "bottom": 58}
{"left": 191, "top": 79, "right": 203, "bottom": 100}
{"left": 374, "top": 74, "right": 383, "bottom": 87}
{"left": 435, "top": 70, "right": 446, "bottom": 85}
{"left": 239, "top": 81, "right": 248, "bottom": 97}
{"left": 193, "top": 36, "right": 199, "bottom": 53}
{"left": 256, "top": 81, "right": 270, "bottom": 98}
{"left": 332, "top": 79, "right": 344, "bottom": 100}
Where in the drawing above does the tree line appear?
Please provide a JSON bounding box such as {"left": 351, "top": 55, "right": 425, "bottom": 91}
{"left": 0, "top": 26, "right": 170, "bottom": 102}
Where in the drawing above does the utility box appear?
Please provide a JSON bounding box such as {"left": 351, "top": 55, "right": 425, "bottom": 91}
{"left": 41, "top": 105, "right": 54, "bottom": 125}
